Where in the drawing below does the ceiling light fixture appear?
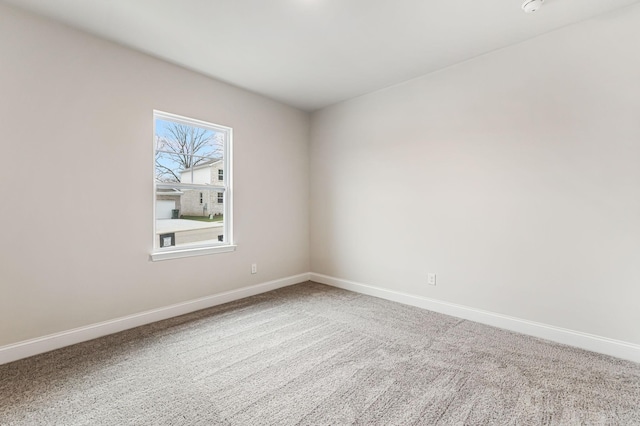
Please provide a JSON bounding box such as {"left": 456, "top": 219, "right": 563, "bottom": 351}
{"left": 522, "top": 0, "right": 544, "bottom": 13}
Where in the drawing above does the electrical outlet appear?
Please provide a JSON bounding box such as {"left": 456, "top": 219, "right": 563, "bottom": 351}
{"left": 251, "top": 264, "right": 257, "bottom": 274}
{"left": 427, "top": 273, "right": 436, "bottom": 286}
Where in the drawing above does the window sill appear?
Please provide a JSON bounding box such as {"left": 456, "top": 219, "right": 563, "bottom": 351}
{"left": 150, "top": 244, "right": 236, "bottom": 262}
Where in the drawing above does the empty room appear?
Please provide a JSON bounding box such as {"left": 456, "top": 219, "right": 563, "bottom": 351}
{"left": 1, "top": 0, "right": 639, "bottom": 424}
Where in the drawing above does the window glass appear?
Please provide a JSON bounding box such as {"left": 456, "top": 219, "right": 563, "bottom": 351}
{"left": 153, "top": 111, "right": 232, "bottom": 257}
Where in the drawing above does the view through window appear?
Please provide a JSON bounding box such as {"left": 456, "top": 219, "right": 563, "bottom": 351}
{"left": 153, "top": 111, "right": 232, "bottom": 256}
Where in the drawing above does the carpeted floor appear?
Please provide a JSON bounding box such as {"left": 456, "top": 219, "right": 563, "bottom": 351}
{"left": 1, "top": 281, "right": 639, "bottom": 425}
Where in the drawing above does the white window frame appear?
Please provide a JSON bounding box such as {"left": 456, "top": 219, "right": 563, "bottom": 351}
{"left": 151, "top": 110, "right": 235, "bottom": 261}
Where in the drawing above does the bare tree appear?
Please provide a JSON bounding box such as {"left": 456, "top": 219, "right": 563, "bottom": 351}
{"left": 155, "top": 123, "right": 222, "bottom": 182}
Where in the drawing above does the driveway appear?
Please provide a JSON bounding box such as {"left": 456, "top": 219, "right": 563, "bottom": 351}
{"left": 156, "top": 219, "right": 222, "bottom": 234}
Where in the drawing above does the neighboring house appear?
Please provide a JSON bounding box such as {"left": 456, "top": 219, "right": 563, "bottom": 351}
{"left": 178, "top": 159, "right": 225, "bottom": 217}
{"left": 155, "top": 188, "right": 182, "bottom": 219}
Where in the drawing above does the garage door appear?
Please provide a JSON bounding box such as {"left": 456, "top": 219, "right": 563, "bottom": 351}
{"left": 156, "top": 200, "right": 176, "bottom": 219}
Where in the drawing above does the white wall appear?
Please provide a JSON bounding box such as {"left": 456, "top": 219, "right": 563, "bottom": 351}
{"left": 310, "top": 5, "right": 640, "bottom": 345}
{"left": 0, "top": 4, "right": 309, "bottom": 347}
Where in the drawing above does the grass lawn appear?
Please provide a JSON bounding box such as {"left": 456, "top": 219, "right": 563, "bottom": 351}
{"left": 181, "top": 215, "right": 223, "bottom": 223}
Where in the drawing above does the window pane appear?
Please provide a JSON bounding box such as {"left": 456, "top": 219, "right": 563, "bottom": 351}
{"left": 153, "top": 111, "right": 231, "bottom": 257}
{"left": 155, "top": 189, "right": 225, "bottom": 249}
{"left": 155, "top": 118, "right": 223, "bottom": 183}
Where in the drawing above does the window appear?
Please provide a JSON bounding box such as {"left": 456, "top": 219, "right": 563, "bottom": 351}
{"left": 152, "top": 111, "right": 234, "bottom": 261}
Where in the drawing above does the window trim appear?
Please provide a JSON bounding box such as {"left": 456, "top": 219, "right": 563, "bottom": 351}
{"left": 151, "top": 244, "right": 236, "bottom": 261}
{"left": 151, "top": 110, "right": 234, "bottom": 261}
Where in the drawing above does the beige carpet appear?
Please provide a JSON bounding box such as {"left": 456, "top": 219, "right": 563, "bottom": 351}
{"left": 1, "top": 282, "right": 639, "bottom": 425}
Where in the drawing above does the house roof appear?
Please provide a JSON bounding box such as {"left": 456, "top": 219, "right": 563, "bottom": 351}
{"left": 180, "top": 158, "right": 223, "bottom": 174}
{"left": 156, "top": 188, "right": 183, "bottom": 195}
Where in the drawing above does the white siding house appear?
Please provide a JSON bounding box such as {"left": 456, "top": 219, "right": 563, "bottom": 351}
{"left": 178, "top": 159, "right": 224, "bottom": 217}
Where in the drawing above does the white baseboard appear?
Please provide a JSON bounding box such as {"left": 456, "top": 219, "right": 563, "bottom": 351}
{"left": 310, "top": 273, "right": 640, "bottom": 364}
{"left": 0, "top": 273, "right": 310, "bottom": 365}
{"left": 4, "top": 272, "right": 638, "bottom": 366}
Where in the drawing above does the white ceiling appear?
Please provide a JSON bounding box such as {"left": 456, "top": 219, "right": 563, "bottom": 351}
{"left": 3, "top": 0, "right": 639, "bottom": 111}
